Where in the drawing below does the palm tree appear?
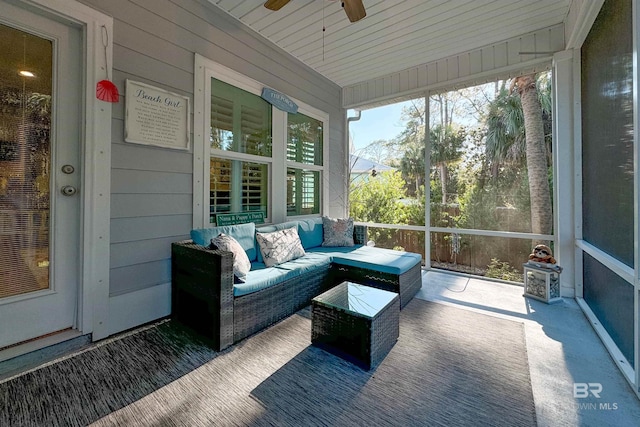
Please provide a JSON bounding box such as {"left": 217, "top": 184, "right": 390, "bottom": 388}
{"left": 399, "top": 143, "right": 424, "bottom": 196}
{"left": 484, "top": 82, "right": 525, "bottom": 176}
{"left": 430, "top": 124, "right": 465, "bottom": 204}
{"left": 485, "top": 74, "right": 552, "bottom": 237}
{"left": 513, "top": 74, "right": 552, "bottom": 237}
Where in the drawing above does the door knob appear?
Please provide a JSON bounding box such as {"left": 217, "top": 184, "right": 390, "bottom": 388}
{"left": 61, "top": 185, "right": 77, "bottom": 196}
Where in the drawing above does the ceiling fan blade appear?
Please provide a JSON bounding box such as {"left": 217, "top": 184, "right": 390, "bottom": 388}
{"left": 342, "top": 0, "right": 366, "bottom": 22}
{"left": 264, "top": 0, "right": 291, "bottom": 11}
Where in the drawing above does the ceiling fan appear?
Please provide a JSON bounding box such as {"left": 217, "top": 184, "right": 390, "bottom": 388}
{"left": 264, "top": 0, "right": 366, "bottom": 23}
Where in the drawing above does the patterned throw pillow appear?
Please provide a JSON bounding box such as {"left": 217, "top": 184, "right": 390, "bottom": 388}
{"left": 210, "top": 233, "right": 251, "bottom": 283}
{"left": 256, "top": 227, "right": 306, "bottom": 267}
{"left": 321, "top": 216, "right": 354, "bottom": 247}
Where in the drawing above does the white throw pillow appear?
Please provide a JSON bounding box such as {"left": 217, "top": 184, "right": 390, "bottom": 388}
{"left": 256, "top": 227, "right": 306, "bottom": 267}
{"left": 210, "top": 233, "right": 251, "bottom": 283}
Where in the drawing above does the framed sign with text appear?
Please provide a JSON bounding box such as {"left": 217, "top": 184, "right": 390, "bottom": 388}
{"left": 125, "top": 80, "right": 190, "bottom": 150}
{"left": 214, "top": 212, "right": 265, "bottom": 226}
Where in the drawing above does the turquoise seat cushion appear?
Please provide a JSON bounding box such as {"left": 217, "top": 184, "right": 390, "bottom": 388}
{"left": 305, "top": 245, "right": 364, "bottom": 255}
{"left": 307, "top": 245, "right": 421, "bottom": 275}
{"left": 233, "top": 254, "right": 329, "bottom": 297}
{"left": 234, "top": 264, "right": 292, "bottom": 297}
{"left": 275, "top": 252, "right": 331, "bottom": 273}
{"left": 191, "top": 222, "right": 257, "bottom": 261}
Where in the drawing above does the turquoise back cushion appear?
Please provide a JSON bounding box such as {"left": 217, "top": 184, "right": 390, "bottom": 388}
{"left": 297, "top": 217, "right": 324, "bottom": 249}
{"left": 191, "top": 222, "right": 257, "bottom": 261}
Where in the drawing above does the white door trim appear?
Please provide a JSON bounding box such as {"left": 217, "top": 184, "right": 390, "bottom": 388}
{"left": 19, "top": 0, "right": 113, "bottom": 341}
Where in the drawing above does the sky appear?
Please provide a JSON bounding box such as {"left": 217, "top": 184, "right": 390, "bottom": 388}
{"left": 348, "top": 101, "right": 412, "bottom": 153}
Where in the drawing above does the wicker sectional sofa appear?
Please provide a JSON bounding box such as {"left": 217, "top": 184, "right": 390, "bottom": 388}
{"left": 171, "top": 218, "right": 422, "bottom": 351}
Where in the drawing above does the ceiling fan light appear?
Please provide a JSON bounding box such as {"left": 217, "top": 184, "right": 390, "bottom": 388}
{"left": 18, "top": 70, "right": 36, "bottom": 78}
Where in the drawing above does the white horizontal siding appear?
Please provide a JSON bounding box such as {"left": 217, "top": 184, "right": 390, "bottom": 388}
{"left": 108, "top": 283, "right": 171, "bottom": 335}
{"left": 110, "top": 236, "right": 180, "bottom": 269}
{"left": 111, "top": 141, "right": 193, "bottom": 173}
{"left": 110, "top": 260, "right": 171, "bottom": 296}
{"left": 343, "top": 24, "right": 564, "bottom": 109}
{"left": 111, "top": 169, "right": 192, "bottom": 194}
{"left": 77, "top": 0, "right": 345, "bottom": 332}
{"left": 110, "top": 215, "right": 192, "bottom": 244}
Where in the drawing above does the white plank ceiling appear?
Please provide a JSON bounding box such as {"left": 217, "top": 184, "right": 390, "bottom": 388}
{"left": 207, "top": 0, "right": 572, "bottom": 88}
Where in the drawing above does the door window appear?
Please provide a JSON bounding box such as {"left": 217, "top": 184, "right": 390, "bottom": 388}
{"left": 0, "top": 24, "right": 52, "bottom": 299}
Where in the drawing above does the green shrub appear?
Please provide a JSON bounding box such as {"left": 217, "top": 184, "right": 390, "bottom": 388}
{"left": 485, "top": 258, "right": 523, "bottom": 282}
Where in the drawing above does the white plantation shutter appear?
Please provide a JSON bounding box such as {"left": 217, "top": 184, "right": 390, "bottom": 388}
{"left": 209, "top": 78, "right": 270, "bottom": 221}
{"left": 287, "top": 112, "right": 322, "bottom": 165}
{"left": 210, "top": 158, "right": 267, "bottom": 216}
{"left": 286, "top": 112, "right": 322, "bottom": 216}
{"left": 210, "top": 95, "right": 232, "bottom": 150}
{"left": 242, "top": 162, "right": 267, "bottom": 212}
{"left": 210, "top": 78, "right": 271, "bottom": 156}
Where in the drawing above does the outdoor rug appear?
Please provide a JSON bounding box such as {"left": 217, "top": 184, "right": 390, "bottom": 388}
{"left": 0, "top": 299, "right": 536, "bottom": 426}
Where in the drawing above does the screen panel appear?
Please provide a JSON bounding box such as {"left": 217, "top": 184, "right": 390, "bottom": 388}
{"left": 583, "top": 253, "right": 634, "bottom": 368}
{"left": 581, "top": 0, "right": 633, "bottom": 267}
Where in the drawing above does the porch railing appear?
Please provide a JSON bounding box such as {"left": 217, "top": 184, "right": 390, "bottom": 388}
{"left": 357, "top": 221, "right": 555, "bottom": 284}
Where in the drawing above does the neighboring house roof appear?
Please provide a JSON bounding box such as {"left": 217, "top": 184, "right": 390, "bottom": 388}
{"left": 350, "top": 154, "right": 395, "bottom": 175}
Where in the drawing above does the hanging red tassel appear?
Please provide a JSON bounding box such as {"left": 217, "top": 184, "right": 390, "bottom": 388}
{"left": 96, "top": 25, "right": 119, "bottom": 103}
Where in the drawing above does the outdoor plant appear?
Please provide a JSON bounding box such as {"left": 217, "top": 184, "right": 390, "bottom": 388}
{"left": 485, "top": 258, "right": 523, "bottom": 283}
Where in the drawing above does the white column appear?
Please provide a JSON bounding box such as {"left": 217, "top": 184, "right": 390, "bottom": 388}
{"left": 552, "top": 50, "right": 575, "bottom": 297}
{"left": 424, "top": 93, "right": 431, "bottom": 268}
{"left": 271, "top": 110, "right": 287, "bottom": 223}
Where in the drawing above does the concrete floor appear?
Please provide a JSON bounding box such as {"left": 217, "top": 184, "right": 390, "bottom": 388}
{"left": 418, "top": 270, "right": 640, "bottom": 427}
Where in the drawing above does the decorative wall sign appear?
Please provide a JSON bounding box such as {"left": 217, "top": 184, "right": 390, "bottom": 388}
{"left": 125, "top": 80, "right": 190, "bottom": 150}
{"left": 261, "top": 87, "right": 298, "bottom": 114}
{"left": 215, "top": 211, "right": 265, "bottom": 226}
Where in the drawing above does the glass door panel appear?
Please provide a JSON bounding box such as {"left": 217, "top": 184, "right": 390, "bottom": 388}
{"left": 0, "top": 23, "right": 52, "bottom": 299}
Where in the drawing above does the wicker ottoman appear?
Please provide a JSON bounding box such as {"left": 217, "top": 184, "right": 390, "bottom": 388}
{"left": 311, "top": 281, "right": 400, "bottom": 370}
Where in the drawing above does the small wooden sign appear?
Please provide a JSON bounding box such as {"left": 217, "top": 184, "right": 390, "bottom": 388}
{"left": 215, "top": 211, "right": 265, "bottom": 226}
{"left": 125, "top": 80, "right": 190, "bottom": 150}
{"left": 261, "top": 87, "right": 298, "bottom": 114}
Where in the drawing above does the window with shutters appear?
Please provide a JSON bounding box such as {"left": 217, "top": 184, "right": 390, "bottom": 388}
{"left": 210, "top": 158, "right": 267, "bottom": 215}
{"left": 287, "top": 168, "right": 320, "bottom": 215}
{"left": 210, "top": 78, "right": 272, "bottom": 157}
{"left": 209, "top": 78, "right": 271, "bottom": 222}
{"left": 287, "top": 112, "right": 322, "bottom": 165}
{"left": 198, "top": 58, "right": 328, "bottom": 225}
{"left": 286, "top": 112, "right": 322, "bottom": 215}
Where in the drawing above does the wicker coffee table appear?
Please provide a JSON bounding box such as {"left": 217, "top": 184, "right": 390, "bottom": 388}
{"left": 311, "top": 281, "right": 400, "bottom": 370}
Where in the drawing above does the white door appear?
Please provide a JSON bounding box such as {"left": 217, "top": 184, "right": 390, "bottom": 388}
{"left": 0, "top": 2, "right": 82, "bottom": 349}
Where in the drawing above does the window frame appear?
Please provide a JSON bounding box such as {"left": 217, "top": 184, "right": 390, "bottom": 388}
{"left": 194, "top": 55, "right": 329, "bottom": 227}
{"left": 286, "top": 110, "right": 325, "bottom": 219}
